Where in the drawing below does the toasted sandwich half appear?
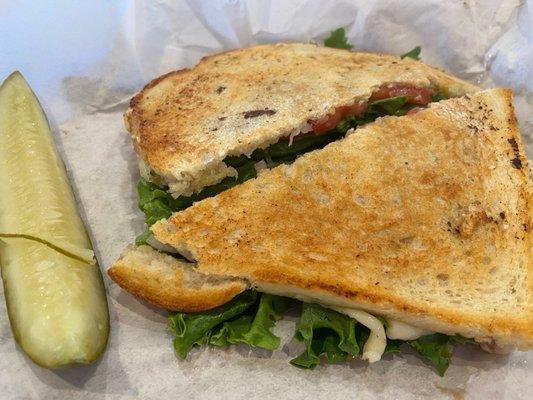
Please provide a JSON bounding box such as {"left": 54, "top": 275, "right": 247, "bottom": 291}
{"left": 125, "top": 43, "right": 478, "bottom": 199}
{"left": 110, "top": 88, "right": 532, "bottom": 373}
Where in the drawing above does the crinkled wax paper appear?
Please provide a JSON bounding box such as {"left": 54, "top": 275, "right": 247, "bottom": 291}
{"left": 0, "top": 1, "right": 532, "bottom": 399}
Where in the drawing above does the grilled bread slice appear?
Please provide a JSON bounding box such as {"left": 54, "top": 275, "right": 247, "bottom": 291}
{"left": 108, "top": 245, "right": 247, "bottom": 312}
{"left": 151, "top": 89, "right": 532, "bottom": 349}
{"left": 125, "top": 43, "right": 479, "bottom": 197}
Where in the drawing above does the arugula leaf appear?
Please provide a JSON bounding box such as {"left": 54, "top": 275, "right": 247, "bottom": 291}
{"left": 324, "top": 28, "right": 353, "bottom": 50}
{"left": 290, "top": 303, "right": 360, "bottom": 369}
{"left": 335, "top": 117, "right": 356, "bottom": 134}
{"left": 242, "top": 294, "right": 295, "bottom": 350}
{"left": 401, "top": 46, "right": 421, "bottom": 60}
{"left": 169, "top": 291, "right": 257, "bottom": 359}
{"left": 258, "top": 130, "right": 345, "bottom": 161}
{"left": 370, "top": 96, "right": 409, "bottom": 114}
{"left": 431, "top": 92, "right": 447, "bottom": 102}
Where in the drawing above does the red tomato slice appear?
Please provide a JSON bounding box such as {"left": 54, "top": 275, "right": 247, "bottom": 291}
{"left": 369, "top": 83, "right": 433, "bottom": 105}
{"left": 302, "top": 84, "right": 433, "bottom": 137}
{"left": 310, "top": 100, "right": 368, "bottom": 134}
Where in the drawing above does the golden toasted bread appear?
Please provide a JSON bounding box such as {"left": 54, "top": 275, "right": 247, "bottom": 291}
{"left": 108, "top": 245, "right": 247, "bottom": 312}
{"left": 152, "top": 89, "right": 533, "bottom": 349}
{"left": 126, "top": 43, "right": 479, "bottom": 197}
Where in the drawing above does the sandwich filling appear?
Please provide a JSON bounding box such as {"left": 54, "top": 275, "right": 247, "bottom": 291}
{"left": 168, "top": 291, "right": 476, "bottom": 376}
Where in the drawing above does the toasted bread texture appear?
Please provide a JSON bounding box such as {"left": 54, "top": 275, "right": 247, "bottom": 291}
{"left": 152, "top": 89, "right": 533, "bottom": 349}
{"left": 125, "top": 43, "right": 479, "bottom": 196}
{"left": 108, "top": 245, "right": 247, "bottom": 312}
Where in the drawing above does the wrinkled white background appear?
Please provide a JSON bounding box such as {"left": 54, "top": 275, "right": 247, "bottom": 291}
{"left": 1, "top": 1, "right": 532, "bottom": 399}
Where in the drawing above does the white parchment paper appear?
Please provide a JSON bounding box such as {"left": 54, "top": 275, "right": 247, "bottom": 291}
{"left": 1, "top": 1, "right": 532, "bottom": 399}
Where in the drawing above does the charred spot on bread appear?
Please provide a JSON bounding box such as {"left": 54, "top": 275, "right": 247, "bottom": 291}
{"left": 243, "top": 109, "right": 277, "bottom": 119}
{"left": 511, "top": 157, "right": 522, "bottom": 170}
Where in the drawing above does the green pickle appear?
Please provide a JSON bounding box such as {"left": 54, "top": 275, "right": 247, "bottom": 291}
{"left": 0, "top": 72, "right": 109, "bottom": 368}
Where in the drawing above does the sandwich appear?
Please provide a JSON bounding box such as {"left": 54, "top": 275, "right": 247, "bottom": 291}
{"left": 125, "top": 42, "right": 478, "bottom": 221}
{"left": 108, "top": 39, "right": 532, "bottom": 375}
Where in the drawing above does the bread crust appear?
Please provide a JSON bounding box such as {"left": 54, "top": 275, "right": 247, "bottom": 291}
{"left": 108, "top": 245, "right": 247, "bottom": 312}
{"left": 125, "top": 43, "right": 479, "bottom": 196}
{"left": 152, "top": 89, "right": 533, "bottom": 348}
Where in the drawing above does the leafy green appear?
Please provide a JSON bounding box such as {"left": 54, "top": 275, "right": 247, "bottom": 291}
{"left": 169, "top": 291, "right": 257, "bottom": 359}
{"left": 169, "top": 294, "right": 474, "bottom": 375}
{"left": 370, "top": 96, "right": 407, "bottom": 115}
{"left": 291, "top": 329, "right": 349, "bottom": 368}
{"left": 138, "top": 180, "right": 177, "bottom": 225}
{"left": 335, "top": 96, "right": 417, "bottom": 134}
{"left": 169, "top": 292, "right": 295, "bottom": 358}
{"left": 324, "top": 28, "right": 353, "bottom": 50}
{"left": 401, "top": 46, "right": 421, "bottom": 60}
{"left": 384, "top": 339, "right": 403, "bottom": 355}
{"left": 431, "top": 92, "right": 447, "bottom": 102}
{"left": 209, "top": 315, "right": 254, "bottom": 347}
{"left": 135, "top": 228, "right": 152, "bottom": 246}
{"left": 243, "top": 295, "right": 295, "bottom": 350}
{"left": 260, "top": 131, "right": 344, "bottom": 160}
{"left": 135, "top": 161, "right": 258, "bottom": 244}
{"left": 290, "top": 303, "right": 360, "bottom": 369}
{"left": 450, "top": 335, "right": 476, "bottom": 345}
{"left": 408, "top": 334, "right": 473, "bottom": 376}
{"left": 370, "top": 96, "right": 409, "bottom": 114}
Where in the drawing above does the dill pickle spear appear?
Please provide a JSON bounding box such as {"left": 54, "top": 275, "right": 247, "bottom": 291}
{"left": 0, "top": 72, "right": 109, "bottom": 368}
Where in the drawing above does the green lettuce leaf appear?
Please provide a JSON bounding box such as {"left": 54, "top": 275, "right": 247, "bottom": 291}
{"left": 169, "top": 292, "right": 473, "bottom": 375}
{"left": 138, "top": 180, "right": 177, "bottom": 223}
{"left": 290, "top": 329, "right": 349, "bottom": 368}
{"left": 401, "top": 46, "right": 421, "bottom": 60}
{"left": 324, "top": 28, "right": 353, "bottom": 50}
{"left": 408, "top": 333, "right": 473, "bottom": 376}
{"left": 135, "top": 181, "right": 180, "bottom": 245}
{"left": 242, "top": 294, "right": 295, "bottom": 350}
{"left": 135, "top": 228, "right": 152, "bottom": 246}
{"left": 450, "top": 335, "right": 476, "bottom": 345}
{"left": 169, "top": 291, "right": 257, "bottom": 359}
{"left": 169, "top": 292, "right": 295, "bottom": 358}
{"left": 135, "top": 161, "right": 259, "bottom": 244}
{"left": 209, "top": 315, "right": 254, "bottom": 347}
{"left": 290, "top": 303, "right": 360, "bottom": 369}
{"left": 384, "top": 339, "right": 403, "bottom": 354}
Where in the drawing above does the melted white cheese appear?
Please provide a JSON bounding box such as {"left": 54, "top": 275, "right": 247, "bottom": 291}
{"left": 329, "top": 307, "right": 435, "bottom": 362}
{"left": 386, "top": 319, "right": 433, "bottom": 340}
{"left": 330, "top": 306, "right": 386, "bottom": 363}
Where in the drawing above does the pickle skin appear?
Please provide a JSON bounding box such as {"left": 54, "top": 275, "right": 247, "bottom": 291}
{"left": 0, "top": 72, "right": 110, "bottom": 369}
